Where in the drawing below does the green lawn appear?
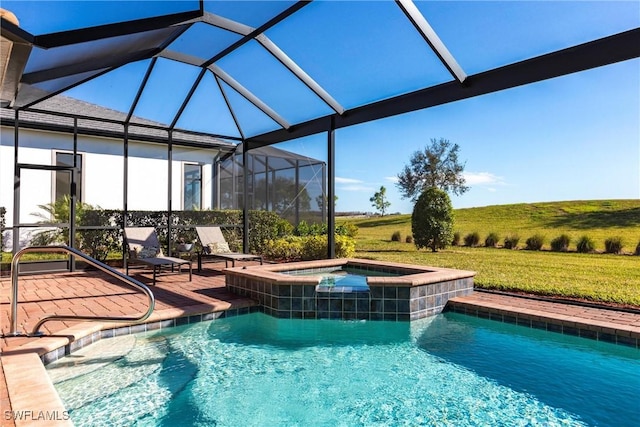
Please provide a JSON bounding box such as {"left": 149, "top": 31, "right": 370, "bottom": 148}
{"left": 351, "top": 199, "right": 640, "bottom": 252}
{"left": 340, "top": 200, "right": 640, "bottom": 307}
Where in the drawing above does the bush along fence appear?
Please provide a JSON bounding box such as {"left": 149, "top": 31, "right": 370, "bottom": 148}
{"left": 9, "top": 208, "right": 357, "bottom": 263}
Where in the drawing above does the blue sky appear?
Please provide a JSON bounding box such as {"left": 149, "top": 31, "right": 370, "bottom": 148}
{"left": 5, "top": 0, "right": 640, "bottom": 213}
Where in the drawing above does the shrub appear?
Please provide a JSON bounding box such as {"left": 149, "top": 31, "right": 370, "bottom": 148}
{"left": 604, "top": 236, "right": 624, "bottom": 254}
{"left": 411, "top": 188, "right": 454, "bottom": 252}
{"left": 336, "top": 222, "right": 358, "bottom": 238}
{"left": 301, "top": 235, "right": 356, "bottom": 260}
{"left": 576, "top": 236, "right": 595, "bottom": 253}
{"left": 484, "top": 232, "right": 499, "bottom": 248}
{"left": 405, "top": 235, "right": 413, "bottom": 244}
{"left": 525, "top": 234, "right": 545, "bottom": 251}
{"left": 550, "top": 234, "right": 571, "bottom": 252}
{"left": 635, "top": 240, "right": 640, "bottom": 256}
{"left": 295, "top": 220, "right": 327, "bottom": 237}
{"left": 463, "top": 232, "right": 480, "bottom": 247}
{"left": 391, "top": 231, "right": 402, "bottom": 242}
{"left": 452, "top": 232, "right": 461, "bottom": 246}
{"left": 503, "top": 235, "right": 520, "bottom": 249}
{"left": 335, "top": 235, "right": 356, "bottom": 258}
{"left": 263, "top": 236, "right": 303, "bottom": 261}
{"left": 301, "top": 235, "right": 327, "bottom": 260}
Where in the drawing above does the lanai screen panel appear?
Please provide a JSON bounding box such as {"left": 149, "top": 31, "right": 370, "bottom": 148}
{"left": 215, "top": 144, "right": 325, "bottom": 224}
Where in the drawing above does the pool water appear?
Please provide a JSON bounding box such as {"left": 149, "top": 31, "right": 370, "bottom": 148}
{"left": 48, "top": 312, "right": 640, "bottom": 426}
{"left": 284, "top": 266, "right": 399, "bottom": 292}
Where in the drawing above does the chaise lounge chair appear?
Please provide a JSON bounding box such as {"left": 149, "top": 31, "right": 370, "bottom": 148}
{"left": 195, "top": 226, "right": 263, "bottom": 270}
{"left": 124, "top": 227, "right": 192, "bottom": 285}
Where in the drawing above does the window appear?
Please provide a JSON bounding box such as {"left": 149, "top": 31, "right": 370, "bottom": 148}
{"left": 55, "top": 152, "right": 83, "bottom": 202}
{"left": 184, "top": 163, "right": 202, "bottom": 210}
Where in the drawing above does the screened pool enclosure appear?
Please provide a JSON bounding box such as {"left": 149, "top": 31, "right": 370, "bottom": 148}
{"left": 1, "top": 0, "right": 638, "bottom": 259}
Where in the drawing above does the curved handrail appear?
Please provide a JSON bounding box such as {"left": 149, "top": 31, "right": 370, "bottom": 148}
{"left": 10, "top": 245, "right": 155, "bottom": 336}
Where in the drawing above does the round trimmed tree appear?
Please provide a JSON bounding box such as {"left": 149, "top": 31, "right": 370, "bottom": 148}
{"left": 411, "top": 187, "right": 454, "bottom": 252}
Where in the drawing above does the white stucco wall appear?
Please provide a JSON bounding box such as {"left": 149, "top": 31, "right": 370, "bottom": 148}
{"left": 1, "top": 126, "right": 222, "bottom": 250}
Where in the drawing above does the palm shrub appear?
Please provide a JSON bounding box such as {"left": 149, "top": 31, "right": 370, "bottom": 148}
{"left": 576, "top": 235, "right": 595, "bottom": 253}
{"left": 30, "top": 195, "right": 120, "bottom": 261}
{"left": 451, "top": 232, "right": 461, "bottom": 246}
{"left": 391, "top": 231, "right": 402, "bottom": 242}
{"left": 484, "top": 232, "right": 500, "bottom": 248}
{"left": 550, "top": 234, "right": 571, "bottom": 252}
{"left": 463, "top": 232, "right": 480, "bottom": 247}
{"left": 503, "top": 234, "right": 520, "bottom": 249}
{"left": 635, "top": 240, "right": 640, "bottom": 256}
{"left": 525, "top": 234, "right": 545, "bottom": 251}
{"left": 604, "top": 236, "right": 624, "bottom": 254}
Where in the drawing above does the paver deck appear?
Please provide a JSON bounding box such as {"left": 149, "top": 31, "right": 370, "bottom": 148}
{"left": 1, "top": 263, "right": 639, "bottom": 426}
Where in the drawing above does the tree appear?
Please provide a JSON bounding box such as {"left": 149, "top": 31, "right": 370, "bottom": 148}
{"left": 396, "top": 138, "right": 468, "bottom": 201}
{"left": 411, "top": 187, "right": 454, "bottom": 252}
{"left": 315, "top": 194, "right": 338, "bottom": 211}
{"left": 369, "top": 186, "right": 391, "bottom": 216}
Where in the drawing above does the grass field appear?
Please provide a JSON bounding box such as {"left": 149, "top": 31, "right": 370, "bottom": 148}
{"left": 339, "top": 199, "right": 640, "bottom": 306}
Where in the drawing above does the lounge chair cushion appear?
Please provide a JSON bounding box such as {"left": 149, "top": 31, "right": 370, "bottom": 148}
{"left": 207, "top": 242, "right": 231, "bottom": 254}
{"left": 132, "top": 246, "right": 159, "bottom": 259}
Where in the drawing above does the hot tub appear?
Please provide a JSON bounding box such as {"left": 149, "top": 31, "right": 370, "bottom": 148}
{"left": 224, "top": 259, "right": 475, "bottom": 321}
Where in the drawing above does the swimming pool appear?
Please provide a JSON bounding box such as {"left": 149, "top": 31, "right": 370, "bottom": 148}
{"left": 47, "top": 312, "right": 639, "bottom": 426}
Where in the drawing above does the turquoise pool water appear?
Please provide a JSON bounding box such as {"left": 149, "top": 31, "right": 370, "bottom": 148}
{"left": 48, "top": 312, "right": 640, "bottom": 426}
{"left": 283, "top": 266, "right": 399, "bottom": 291}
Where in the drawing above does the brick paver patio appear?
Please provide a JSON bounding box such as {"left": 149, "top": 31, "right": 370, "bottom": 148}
{"left": 1, "top": 262, "right": 639, "bottom": 427}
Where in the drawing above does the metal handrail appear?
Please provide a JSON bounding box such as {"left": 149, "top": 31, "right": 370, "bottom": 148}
{"left": 9, "top": 245, "right": 155, "bottom": 336}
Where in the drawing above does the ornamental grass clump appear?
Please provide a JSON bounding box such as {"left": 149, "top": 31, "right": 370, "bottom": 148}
{"left": 452, "top": 232, "right": 461, "bottom": 246}
{"left": 550, "top": 234, "right": 571, "bottom": 252}
{"left": 576, "top": 235, "right": 595, "bottom": 253}
{"left": 391, "top": 231, "right": 402, "bottom": 242}
{"left": 525, "top": 234, "right": 545, "bottom": 251}
{"left": 463, "top": 232, "right": 480, "bottom": 247}
{"left": 405, "top": 235, "right": 413, "bottom": 244}
{"left": 604, "top": 236, "right": 624, "bottom": 254}
{"left": 503, "top": 234, "right": 520, "bottom": 249}
{"left": 484, "top": 232, "right": 500, "bottom": 248}
{"left": 635, "top": 240, "right": 640, "bottom": 256}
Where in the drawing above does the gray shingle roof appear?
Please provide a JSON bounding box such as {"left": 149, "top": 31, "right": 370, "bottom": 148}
{"left": 0, "top": 95, "right": 236, "bottom": 149}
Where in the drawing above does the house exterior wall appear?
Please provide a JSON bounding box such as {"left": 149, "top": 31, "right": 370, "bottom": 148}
{"left": 0, "top": 126, "right": 222, "bottom": 249}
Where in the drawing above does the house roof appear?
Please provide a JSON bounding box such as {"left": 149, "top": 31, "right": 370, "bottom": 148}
{"left": 0, "top": 94, "right": 236, "bottom": 149}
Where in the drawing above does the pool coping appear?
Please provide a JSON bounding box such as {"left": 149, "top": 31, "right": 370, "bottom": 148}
{"left": 2, "top": 290, "right": 639, "bottom": 426}
{"left": 448, "top": 291, "right": 640, "bottom": 347}
{"left": 225, "top": 258, "right": 477, "bottom": 286}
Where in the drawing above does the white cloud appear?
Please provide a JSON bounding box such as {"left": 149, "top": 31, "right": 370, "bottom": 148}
{"left": 335, "top": 177, "right": 364, "bottom": 184}
{"left": 341, "top": 184, "right": 376, "bottom": 192}
{"left": 385, "top": 176, "right": 399, "bottom": 183}
{"left": 463, "top": 172, "right": 505, "bottom": 186}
